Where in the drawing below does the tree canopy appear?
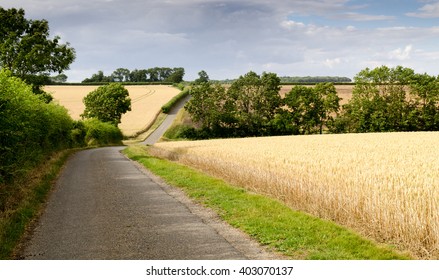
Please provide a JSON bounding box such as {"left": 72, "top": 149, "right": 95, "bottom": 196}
{"left": 183, "top": 66, "right": 439, "bottom": 139}
{"left": 0, "top": 7, "right": 75, "bottom": 94}
{"left": 185, "top": 71, "right": 283, "bottom": 137}
{"left": 82, "top": 67, "right": 185, "bottom": 83}
{"left": 82, "top": 83, "right": 132, "bottom": 126}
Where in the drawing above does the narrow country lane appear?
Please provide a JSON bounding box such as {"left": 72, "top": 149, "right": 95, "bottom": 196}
{"left": 20, "top": 97, "right": 276, "bottom": 260}
{"left": 21, "top": 147, "right": 249, "bottom": 259}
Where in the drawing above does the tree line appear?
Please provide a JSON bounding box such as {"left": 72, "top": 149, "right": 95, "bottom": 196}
{"left": 184, "top": 66, "right": 439, "bottom": 139}
{"left": 279, "top": 76, "right": 352, "bottom": 83}
{"left": 82, "top": 67, "right": 185, "bottom": 84}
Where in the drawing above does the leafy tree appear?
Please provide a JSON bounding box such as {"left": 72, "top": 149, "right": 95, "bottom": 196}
{"left": 338, "top": 66, "right": 416, "bottom": 133}
{"left": 227, "top": 71, "right": 281, "bottom": 136}
{"left": 281, "top": 86, "right": 318, "bottom": 134}
{"left": 112, "top": 68, "right": 130, "bottom": 82}
{"left": 409, "top": 73, "right": 439, "bottom": 130}
{"left": 129, "top": 69, "right": 148, "bottom": 82}
{"left": 194, "top": 70, "right": 210, "bottom": 84}
{"left": 276, "top": 83, "right": 340, "bottom": 135}
{"left": 185, "top": 82, "right": 234, "bottom": 136}
{"left": 0, "top": 7, "right": 75, "bottom": 95}
{"left": 82, "top": 71, "right": 113, "bottom": 83}
{"left": 164, "top": 67, "right": 185, "bottom": 83}
{"left": 50, "top": 73, "right": 68, "bottom": 83}
{"left": 314, "top": 83, "right": 341, "bottom": 134}
{"left": 83, "top": 67, "right": 185, "bottom": 83}
{"left": 82, "top": 83, "right": 131, "bottom": 125}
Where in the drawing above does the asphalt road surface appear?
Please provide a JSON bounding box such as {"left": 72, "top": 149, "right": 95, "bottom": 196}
{"left": 20, "top": 98, "right": 279, "bottom": 260}
{"left": 141, "top": 95, "right": 191, "bottom": 145}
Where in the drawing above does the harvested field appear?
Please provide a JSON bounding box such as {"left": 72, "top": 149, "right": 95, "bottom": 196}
{"left": 46, "top": 85, "right": 180, "bottom": 136}
{"left": 149, "top": 132, "right": 439, "bottom": 259}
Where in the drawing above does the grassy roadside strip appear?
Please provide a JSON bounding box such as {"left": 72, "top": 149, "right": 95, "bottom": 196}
{"left": 123, "top": 145, "right": 410, "bottom": 260}
{"left": 0, "top": 149, "right": 76, "bottom": 259}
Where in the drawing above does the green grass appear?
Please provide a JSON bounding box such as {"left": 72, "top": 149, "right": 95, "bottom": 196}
{"left": 162, "top": 109, "right": 193, "bottom": 141}
{"left": 123, "top": 145, "right": 410, "bottom": 260}
{"left": 0, "top": 149, "right": 76, "bottom": 259}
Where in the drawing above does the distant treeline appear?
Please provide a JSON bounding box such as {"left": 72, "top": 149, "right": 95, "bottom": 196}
{"left": 280, "top": 76, "right": 352, "bottom": 83}
{"left": 213, "top": 76, "right": 352, "bottom": 84}
{"left": 82, "top": 67, "right": 185, "bottom": 83}
{"left": 182, "top": 66, "right": 439, "bottom": 139}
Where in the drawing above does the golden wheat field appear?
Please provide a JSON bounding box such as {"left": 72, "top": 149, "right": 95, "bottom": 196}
{"left": 150, "top": 132, "right": 439, "bottom": 259}
{"left": 45, "top": 85, "right": 180, "bottom": 137}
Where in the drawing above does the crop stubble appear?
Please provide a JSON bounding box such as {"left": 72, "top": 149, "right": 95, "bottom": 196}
{"left": 149, "top": 132, "right": 439, "bottom": 259}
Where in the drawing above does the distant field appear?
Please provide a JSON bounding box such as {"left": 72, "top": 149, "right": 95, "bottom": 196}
{"left": 280, "top": 84, "right": 354, "bottom": 105}
{"left": 150, "top": 132, "right": 439, "bottom": 259}
{"left": 45, "top": 85, "right": 180, "bottom": 136}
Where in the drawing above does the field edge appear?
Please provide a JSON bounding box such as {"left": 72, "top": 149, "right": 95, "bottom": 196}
{"left": 122, "top": 145, "right": 411, "bottom": 260}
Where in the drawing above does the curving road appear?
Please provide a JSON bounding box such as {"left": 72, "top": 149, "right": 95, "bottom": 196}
{"left": 20, "top": 97, "right": 277, "bottom": 260}
{"left": 141, "top": 95, "right": 191, "bottom": 145}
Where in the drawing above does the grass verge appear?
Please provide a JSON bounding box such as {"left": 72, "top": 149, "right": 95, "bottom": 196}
{"left": 123, "top": 145, "right": 410, "bottom": 260}
{"left": 161, "top": 108, "right": 193, "bottom": 141}
{"left": 0, "top": 149, "right": 76, "bottom": 259}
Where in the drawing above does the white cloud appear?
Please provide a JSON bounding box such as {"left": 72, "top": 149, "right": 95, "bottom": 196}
{"left": 2, "top": 0, "right": 439, "bottom": 81}
{"left": 324, "top": 58, "right": 342, "bottom": 68}
{"left": 280, "top": 20, "right": 306, "bottom": 30}
{"left": 388, "top": 45, "right": 413, "bottom": 60}
{"left": 407, "top": 1, "right": 439, "bottom": 18}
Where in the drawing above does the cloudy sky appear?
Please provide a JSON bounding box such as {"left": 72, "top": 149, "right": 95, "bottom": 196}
{"left": 2, "top": 0, "right": 439, "bottom": 81}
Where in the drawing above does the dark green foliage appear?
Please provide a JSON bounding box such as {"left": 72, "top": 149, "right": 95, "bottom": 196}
{"left": 280, "top": 76, "right": 352, "bottom": 83}
{"left": 276, "top": 83, "right": 340, "bottom": 135}
{"left": 82, "top": 67, "right": 185, "bottom": 83}
{"left": 185, "top": 82, "right": 234, "bottom": 137}
{"left": 0, "top": 70, "right": 125, "bottom": 182}
{"left": 335, "top": 66, "right": 439, "bottom": 133}
{"left": 82, "top": 119, "right": 123, "bottom": 146}
{"left": 82, "top": 83, "right": 131, "bottom": 125}
{"left": 228, "top": 71, "right": 282, "bottom": 136}
{"left": 193, "top": 70, "right": 210, "bottom": 85}
{"left": 185, "top": 71, "right": 282, "bottom": 138}
{"left": 183, "top": 67, "right": 439, "bottom": 139}
{"left": 185, "top": 71, "right": 340, "bottom": 138}
{"left": 0, "top": 70, "right": 73, "bottom": 182}
{"left": 81, "top": 70, "right": 113, "bottom": 83}
{"left": 0, "top": 7, "right": 75, "bottom": 95}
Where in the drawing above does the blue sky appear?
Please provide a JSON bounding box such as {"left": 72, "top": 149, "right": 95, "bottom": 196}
{"left": 1, "top": 0, "right": 439, "bottom": 81}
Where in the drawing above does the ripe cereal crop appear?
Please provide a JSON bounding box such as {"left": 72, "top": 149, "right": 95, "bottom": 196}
{"left": 46, "top": 85, "right": 180, "bottom": 136}
{"left": 149, "top": 132, "right": 439, "bottom": 259}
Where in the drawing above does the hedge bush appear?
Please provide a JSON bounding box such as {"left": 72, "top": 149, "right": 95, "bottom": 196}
{"left": 0, "top": 70, "right": 75, "bottom": 182}
{"left": 0, "top": 70, "right": 124, "bottom": 183}
{"left": 83, "top": 118, "right": 123, "bottom": 146}
{"left": 161, "top": 87, "right": 190, "bottom": 113}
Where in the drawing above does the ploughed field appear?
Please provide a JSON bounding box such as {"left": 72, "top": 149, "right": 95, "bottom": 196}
{"left": 45, "top": 85, "right": 180, "bottom": 137}
{"left": 149, "top": 132, "right": 439, "bottom": 259}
